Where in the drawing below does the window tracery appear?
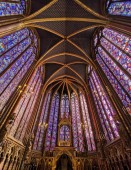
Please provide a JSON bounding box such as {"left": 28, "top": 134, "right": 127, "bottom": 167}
{"left": 60, "top": 125, "right": 70, "bottom": 142}
{"left": 9, "top": 67, "right": 42, "bottom": 141}
{"left": 71, "top": 93, "right": 84, "bottom": 152}
{"left": 0, "top": 1, "right": 131, "bottom": 168}
{"left": 0, "top": 28, "right": 38, "bottom": 112}
{"left": 79, "top": 92, "right": 96, "bottom": 151}
{"left": 94, "top": 28, "right": 131, "bottom": 114}
{"left": 60, "top": 94, "right": 69, "bottom": 119}
{"left": 89, "top": 70, "right": 119, "bottom": 141}
{"left": 106, "top": 0, "right": 131, "bottom": 16}
{"left": 33, "top": 92, "right": 51, "bottom": 151}
{"left": 33, "top": 92, "right": 97, "bottom": 152}
{"left": 0, "top": 0, "right": 26, "bottom": 16}
{"left": 45, "top": 93, "right": 60, "bottom": 151}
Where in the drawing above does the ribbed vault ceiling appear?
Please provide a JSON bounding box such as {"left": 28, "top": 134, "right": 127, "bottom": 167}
{"left": 26, "top": 0, "right": 106, "bottom": 93}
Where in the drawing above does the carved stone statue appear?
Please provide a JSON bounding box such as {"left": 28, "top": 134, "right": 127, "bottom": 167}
{"left": 117, "top": 122, "right": 131, "bottom": 149}
{"left": 114, "top": 114, "right": 131, "bottom": 149}
{"left": 0, "top": 112, "right": 16, "bottom": 144}
{"left": 24, "top": 133, "right": 35, "bottom": 162}
{"left": 96, "top": 133, "right": 107, "bottom": 159}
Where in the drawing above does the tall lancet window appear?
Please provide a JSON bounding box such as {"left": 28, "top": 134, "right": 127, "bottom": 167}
{"left": 0, "top": 28, "right": 38, "bottom": 112}
{"left": 94, "top": 28, "right": 131, "bottom": 114}
{"left": 60, "top": 125, "right": 70, "bottom": 142}
{"left": 0, "top": 0, "right": 26, "bottom": 16}
{"left": 79, "top": 92, "right": 96, "bottom": 151}
{"left": 45, "top": 93, "right": 60, "bottom": 151}
{"left": 9, "top": 67, "right": 42, "bottom": 141}
{"left": 106, "top": 0, "right": 131, "bottom": 16}
{"left": 71, "top": 93, "right": 84, "bottom": 152}
{"left": 33, "top": 92, "right": 51, "bottom": 151}
{"left": 61, "top": 94, "right": 69, "bottom": 118}
{"left": 89, "top": 71, "right": 119, "bottom": 142}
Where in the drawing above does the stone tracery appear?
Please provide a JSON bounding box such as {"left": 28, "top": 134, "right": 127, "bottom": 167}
{"left": 0, "top": 0, "right": 131, "bottom": 170}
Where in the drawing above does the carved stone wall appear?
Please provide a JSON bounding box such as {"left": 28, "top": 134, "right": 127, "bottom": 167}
{"left": 0, "top": 136, "right": 25, "bottom": 170}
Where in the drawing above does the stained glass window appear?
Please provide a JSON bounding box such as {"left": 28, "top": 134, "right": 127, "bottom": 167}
{"left": 106, "top": 0, "right": 131, "bottom": 16}
{"left": 61, "top": 94, "right": 69, "bottom": 118}
{"left": 89, "top": 70, "right": 119, "bottom": 142}
{"left": 79, "top": 92, "right": 96, "bottom": 151}
{"left": 94, "top": 28, "right": 131, "bottom": 114}
{"left": 60, "top": 125, "right": 70, "bottom": 142}
{"left": 33, "top": 92, "right": 51, "bottom": 151}
{"left": 0, "top": 0, "right": 26, "bottom": 16}
{"left": 71, "top": 93, "right": 84, "bottom": 152}
{"left": 0, "top": 28, "right": 38, "bottom": 112}
{"left": 45, "top": 93, "right": 60, "bottom": 151}
{"left": 102, "top": 28, "right": 131, "bottom": 56}
{"left": 9, "top": 67, "right": 42, "bottom": 141}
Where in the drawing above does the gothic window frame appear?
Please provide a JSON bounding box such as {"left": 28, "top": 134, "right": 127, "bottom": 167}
{"left": 0, "top": 27, "right": 39, "bottom": 113}
{"left": 9, "top": 67, "right": 43, "bottom": 141}
{"left": 71, "top": 92, "right": 85, "bottom": 152}
{"left": 59, "top": 125, "right": 70, "bottom": 142}
{"left": 33, "top": 92, "right": 51, "bottom": 151}
{"left": 92, "top": 27, "right": 131, "bottom": 114}
{"left": 60, "top": 94, "right": 70, "bottom": 119}
{"left": 79, "top": 91, "right": 96, "bottom": 151}
{"left": 0, "top": 0, "right": 31, "bottom": 18}
{"left": 105, "top": 0, "right": 131, "bottom": 17}
{"left": 89, "top": 68, "right": 119, "bottom": 142}
{"left": 45, "top": 93, "right": 60, "bottom": 151}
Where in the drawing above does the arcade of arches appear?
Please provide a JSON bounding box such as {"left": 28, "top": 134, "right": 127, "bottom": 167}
{"left": 0, "top": 0, "right": 131, "bottom": 170}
